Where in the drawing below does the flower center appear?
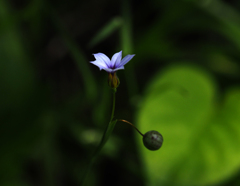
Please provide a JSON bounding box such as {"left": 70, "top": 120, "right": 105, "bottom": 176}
{"left": 109, "top": 64, "right": 116, "bottom": 69}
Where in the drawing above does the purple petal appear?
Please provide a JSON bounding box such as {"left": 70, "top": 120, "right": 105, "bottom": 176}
{"left": 102, "top": 68, "right": 115, "bottom": 73}
{"left": 119, "top": 54, "right": 135, "bottom": 67}
{"left": 102, "top": 66, "right": 124, "bottom": 73}
{"left": 93, "top": 53, "right": 111, "bottom": 67}
{"left": 90, "top": 60, "right": 108, "bottom": 70}
{"left": 111, "top": 51, "right": 122, "bottom": 68}
{"left": 113, "top": 66, "right": 124, "bottom": 71}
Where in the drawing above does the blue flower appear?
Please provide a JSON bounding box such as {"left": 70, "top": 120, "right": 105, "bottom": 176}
{"left": 90, "top": 51, "right": 135, "bottom": 73}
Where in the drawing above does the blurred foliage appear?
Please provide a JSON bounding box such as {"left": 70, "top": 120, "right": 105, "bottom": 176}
{"left": 1, "top": 0, "right": 240, "bottom": 185}
{"left": 137, "top": 65, "right": 240, "bottom": 186}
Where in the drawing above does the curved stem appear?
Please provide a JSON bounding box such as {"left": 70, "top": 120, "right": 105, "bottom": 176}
{"left": 117, "top": 119, "right": 144, "bottom": 136}
{"left": 80, "top": 89, "right": 117, "bottom": 186}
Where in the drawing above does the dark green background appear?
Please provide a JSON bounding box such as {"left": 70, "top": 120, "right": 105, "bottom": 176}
{"left": 1, "top": 0, "right": 240, "bottom": 185}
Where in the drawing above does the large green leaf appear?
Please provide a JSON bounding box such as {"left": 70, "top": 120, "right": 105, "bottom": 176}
{"left": 136, "top": 65, "right": 240, "bottom": 186}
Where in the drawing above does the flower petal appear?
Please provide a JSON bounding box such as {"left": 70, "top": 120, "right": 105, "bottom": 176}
{"left": 102, "top": 66, "right": 124, "bottom": 73}
{"left": 102, "top": 68, "right": 115, "bottom": 73}
{"left": 93, "top": 53, "right": 111, "bottom": 67}
{"left": 90, "top": 60, "right": 109, "bottom": 70}
{"left": 113, "top": 66, "right": 124, "bottom": 71}
{"left": 111, "top": 51, "right": 122, "bottom": 68}
{"left": 119, "top": 54, "right": 135, "bottom": 67}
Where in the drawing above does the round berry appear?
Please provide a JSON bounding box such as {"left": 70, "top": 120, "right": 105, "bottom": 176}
{"left": 143, "top": 130, "right": 163, "bottom": 150}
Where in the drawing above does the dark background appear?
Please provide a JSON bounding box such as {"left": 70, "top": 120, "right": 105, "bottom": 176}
{"left": 1, "top": 0, "right": 240, "bottom": 185}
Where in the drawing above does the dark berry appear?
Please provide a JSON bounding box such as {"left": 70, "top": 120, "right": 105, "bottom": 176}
{"left": 143, "top": 130, "right": 163, "bottom": 151}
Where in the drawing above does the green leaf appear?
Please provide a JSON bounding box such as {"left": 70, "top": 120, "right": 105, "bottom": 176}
{"left": 88, "top": 17, "right": 122, "bottom": 48}
{"left": 137, "top": 65, "right": 240, "bottom": 186}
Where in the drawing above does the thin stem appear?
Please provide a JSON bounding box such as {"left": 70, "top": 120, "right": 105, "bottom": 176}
{"left": 110, "top": 89, "right": 116, "bottom": 121}
{"left": 118, "top": 119, "right": 144, "bottom": 136}
{"left": 80, "top": 89, "right": 117, "bottom": 186}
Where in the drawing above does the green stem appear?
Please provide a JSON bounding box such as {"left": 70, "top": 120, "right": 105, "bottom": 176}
{"left": 80, "top": 89, "right": 117, "bottom": 186}
{"left": 110, "top": 88, "right": 116, "bottom": 121}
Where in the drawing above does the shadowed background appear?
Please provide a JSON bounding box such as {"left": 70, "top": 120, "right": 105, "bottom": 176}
{"left": 1, "top": 0, "right": 240, "bottom": 185}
